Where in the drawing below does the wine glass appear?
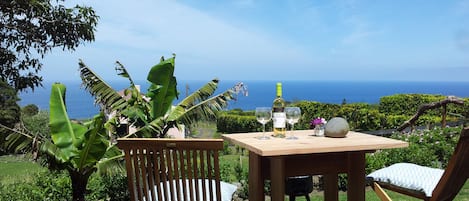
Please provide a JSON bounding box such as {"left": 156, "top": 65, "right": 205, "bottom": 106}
{"left": 255, "top": 107, "right": 272, "bottom": 140}
{"left": 285, "top": 107, "right": 301, "bottom": 140}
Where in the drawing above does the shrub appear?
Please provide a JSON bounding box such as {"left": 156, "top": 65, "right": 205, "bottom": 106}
{"left": 366, "top": 126, "right": 461, "bottom": 174}
{"left": 87, "top": 172, "right": 130, "bottom": 201}
{"left": 217, "top": 112, "right": 260, "bottom": 133}
{"left": 379, "top": 94, "right": 445, "bottom": 116}
{"left": 0, "top": 171, "right": 72, "bottom": 201}
{"left": 21, "top": 104, "right": 39, "bottom": 116}
{"left": 0, "top": 169, "right": 130, "bottom": 201}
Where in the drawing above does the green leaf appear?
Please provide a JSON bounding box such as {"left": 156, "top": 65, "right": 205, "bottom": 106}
{"left": 49, "top": 83, "right": 87, "bottom": 162}
{"left": 115, "top": 61, "right": 135, "bottom": 86}
{"left": 76, "top": 113, "right": 108, "bottom": 169}
{"left": 146, "top": 56, "right": 178, "bottom": 119}
{"left": 79, "top": 60, "right": 128, "bottom": 113}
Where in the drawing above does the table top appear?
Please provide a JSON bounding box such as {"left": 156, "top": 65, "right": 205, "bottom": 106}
{"left": 222, "top": 130, "right": 408, "bottom": 156}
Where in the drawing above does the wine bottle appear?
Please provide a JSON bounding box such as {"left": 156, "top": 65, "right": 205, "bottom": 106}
{"left": 272, "top": 82, "right": 286, "bottom": 137}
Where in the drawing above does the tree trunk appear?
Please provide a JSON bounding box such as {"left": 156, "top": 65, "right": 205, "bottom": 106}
{"left": 69, "top": 169, "right": 93, "bottom": 201}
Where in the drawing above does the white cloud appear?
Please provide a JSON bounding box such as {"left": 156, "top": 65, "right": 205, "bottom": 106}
{"left": 77, "top": 0, "right": 310, "bottom": 79}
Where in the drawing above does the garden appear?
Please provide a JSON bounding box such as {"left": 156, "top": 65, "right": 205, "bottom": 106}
{"left": 2, "top": 1, "right": 468, "bottom": 200}
{"left": 1, "top": 90, "right": 468, "bottom": 200}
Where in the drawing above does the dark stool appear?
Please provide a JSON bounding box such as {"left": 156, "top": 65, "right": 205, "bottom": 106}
{"left": 285, "top": 175, "right": 313, "bottom": 201}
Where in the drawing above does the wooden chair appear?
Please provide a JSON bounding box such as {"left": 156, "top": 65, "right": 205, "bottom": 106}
{"left": 367, "top": 126, "right": 469, "bottom": 201}
{"left": 117, "top": 138, "right": 237, "bottom": 201}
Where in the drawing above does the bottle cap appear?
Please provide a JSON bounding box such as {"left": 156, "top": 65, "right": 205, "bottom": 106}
{"left": 276, "top": 82, "right": 282, "bottom": 97}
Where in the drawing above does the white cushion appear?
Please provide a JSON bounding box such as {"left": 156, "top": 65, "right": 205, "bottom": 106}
{"left": 367, "top": 163, "right": 444, "bottom": 197}
{"left": 146, "top": 179, "right": 237, "bottom": 201}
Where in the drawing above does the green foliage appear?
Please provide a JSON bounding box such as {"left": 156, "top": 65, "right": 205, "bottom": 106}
{"left": 86, "top": 172, "right": 130, "bottom": 201}
{"left": 0, "top": 80, "right": 20, "bottom": 154}
{"left": 366, "top": 127, "right": 461, "bottom": 174}
{"left": 379, "top": 94, "right": 445, "bottom": 116}
{"left": 22, "top": 110, "right": 50, "bottom": 140}
{"left": 294, "top": 101, "right": 341, "bottom": 129}
{"left": 48, "top": 83, "right": 110, "bottom": 169}
{"left": 0, "top": 171, "right": 72, "bottom": 201}
{"left": 219, "top": 154, "right": 249, "bottom": 199}
{"left": 0, "top": 0, "right": 98, "bottom": 91}
{"left": 0, "top": 168, "right": 129, "bottom": 201}
{"left": 79, "top": 56, "right": 246, "bottom": 138}
{"left": 0, "top": 80, "right": 20, "bottom": 128}
{"left": 217, "top": 94, "right": 467, "bottom": 133}
{"left": 21, "top": 104, "right": 39, "bottom": 117}
{"left": 336, "top": 104, "right": 385, "bottom": 131}
{"left": 16, "top": 83, "right": 123, "bottom": 201}
{"left": 385, "top": 115, "right": 410, "bottom": 129}
{"left": 217, "top": 112, "right": 260, "bottom": 133}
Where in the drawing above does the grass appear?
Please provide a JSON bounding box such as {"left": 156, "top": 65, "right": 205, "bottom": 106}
{"left": 0, "top": 155, "right": 46, "bottom": 184}
{"left": 284, "top": 180, "right": 469, "bottom": 201}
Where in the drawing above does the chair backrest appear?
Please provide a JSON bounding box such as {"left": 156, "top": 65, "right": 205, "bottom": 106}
{"left": 430, "top": 126, "right": 469, "bottom": 201}
{"left": 117, "top": 138, "right": 224, "bottom": 201}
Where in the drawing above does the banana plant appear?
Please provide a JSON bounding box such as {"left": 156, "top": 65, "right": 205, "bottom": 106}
{"left": 46, "top": 83, "right": 123, "bottom": 201}
{"left": 79, "top": 55, "right": 247, "bottom": 138}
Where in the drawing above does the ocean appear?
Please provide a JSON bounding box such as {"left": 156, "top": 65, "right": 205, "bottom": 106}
{"left": 19, "top": 80, "right": 469, "bottom": 119}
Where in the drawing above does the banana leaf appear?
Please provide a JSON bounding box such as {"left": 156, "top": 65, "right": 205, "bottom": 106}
{"left": 76, "top": 113, "right": 108, "bottom": 170}
{"left": 49, "top": 83, "right": 87, "bottom": 162}
{"left": 146, "top": 56, "right": 178, "bottom": 119}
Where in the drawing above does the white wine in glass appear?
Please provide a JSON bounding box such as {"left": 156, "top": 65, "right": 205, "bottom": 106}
{"left": 285, "top": 107, "right": 301, "bottom": 140}
{"left": 255, "top": 107, "right": 272, "bottom": 140}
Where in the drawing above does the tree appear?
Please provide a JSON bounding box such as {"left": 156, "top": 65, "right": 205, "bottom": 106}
{"left": 22, "top": 104, "right": 39, "bottom": 116}
{"left": 46, "top": 83, "right": 122, "bottom": 201}
{"left": 79, "top": 55, "right": 248, "bottom": 138}
{"left": 0, "top": 80, "right": 20, "bottom": 154}
{"left": 1, "top": 82, "right": 123, "bottom": 201}
{"left": 0, "top": 0, "right": 98, "bottom": 92}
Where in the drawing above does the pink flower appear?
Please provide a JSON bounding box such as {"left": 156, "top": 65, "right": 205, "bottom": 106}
{"left": 310, "top": 117, "right": 327, "bottom": 126}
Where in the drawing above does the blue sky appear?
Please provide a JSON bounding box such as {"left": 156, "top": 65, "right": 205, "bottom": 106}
{"left": 42, "top": 0, "right": 469, "bottom": 83}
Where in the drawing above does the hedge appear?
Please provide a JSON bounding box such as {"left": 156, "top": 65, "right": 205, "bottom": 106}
{"left": 217, "top": 94, "right": 467, "bottom": 133}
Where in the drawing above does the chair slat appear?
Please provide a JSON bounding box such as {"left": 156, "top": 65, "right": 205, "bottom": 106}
{"left": 199, "top": 150, "right": 207, "bottom": 201}
{"left": 207, "top": 151, "right": 214, "bottom": 201}
{"left": 170, "top": 149, "right": 179, "bottom": 201}
{"left": 139, "top": 149, "right": 151, "bottom": 200}
{"left": 186, "top": 150, "right": 195, "bottom": 201}
{"left": 152, "top": 148, "right": 164, "bottom": 201}
{"left": 193, "top": 150, "right": 200, "bottom": 201}
{"left": 213, "top": 151, "right": 222, "bottom": 201}
{"left": 177, "top": 149, "right": 188, "bottom": 201}
{"left": 123, "top": 148, "right": 138, "bottom": 201}
{"left": 133, "top": 148, "right": 144, "bottom": 200}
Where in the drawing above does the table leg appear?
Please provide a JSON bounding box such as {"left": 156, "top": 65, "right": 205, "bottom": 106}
{"left": 347, "top": 152, "right": 366, "bottom": 201}
{"left": 249, "top": 151, "right": 265, "bottom": 201}
{"left": 270, "top": 156, "right": 285, "bottom": 201}
{"left": 323, "top": 174, "right": 338, "bottom": 201}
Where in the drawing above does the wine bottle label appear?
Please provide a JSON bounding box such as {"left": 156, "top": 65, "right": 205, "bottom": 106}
{"left": 272, "top": 112, "right": 286, "bottom": 128}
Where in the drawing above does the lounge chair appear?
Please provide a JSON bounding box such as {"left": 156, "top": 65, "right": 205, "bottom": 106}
{"left": 367, "top": 126, "right": 469, "bottom": 201}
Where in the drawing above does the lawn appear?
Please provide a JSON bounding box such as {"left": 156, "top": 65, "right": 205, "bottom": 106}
{"left": 0, "top": 155, "right": 46, "bottom": 185}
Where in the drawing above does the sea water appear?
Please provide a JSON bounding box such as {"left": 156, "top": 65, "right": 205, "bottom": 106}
{"left": 19, "top": 80, "right": 469, "bottom": 119}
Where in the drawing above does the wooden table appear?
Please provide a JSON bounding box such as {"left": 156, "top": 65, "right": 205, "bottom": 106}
{"left": 222, "top": 130, "right": 408, "bottom": 201}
